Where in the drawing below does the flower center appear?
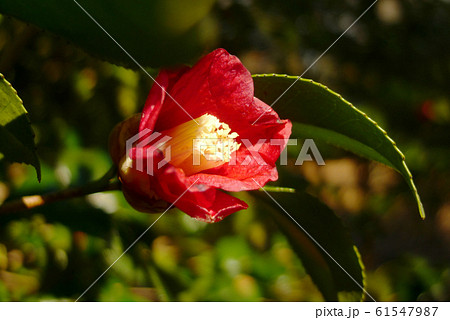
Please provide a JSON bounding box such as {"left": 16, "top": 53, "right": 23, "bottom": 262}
{"left": 159, "top": 113, "right": 241, "bottom": 175}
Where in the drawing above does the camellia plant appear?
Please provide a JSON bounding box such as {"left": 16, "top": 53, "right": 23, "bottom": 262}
{"left": 0, "top": 1, "right": 426, "bottom": 302}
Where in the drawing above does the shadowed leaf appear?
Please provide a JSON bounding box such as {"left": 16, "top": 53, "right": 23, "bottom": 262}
{"left": 252, "top": 190, "right": 366, "bottom": 301}
{"left": 0, "top": 0, "right": 216, "bottom": 69}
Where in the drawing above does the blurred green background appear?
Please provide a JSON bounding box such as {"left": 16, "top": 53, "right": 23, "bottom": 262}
{"left": 0, "top": 0, "right": 449, "bottom": 301}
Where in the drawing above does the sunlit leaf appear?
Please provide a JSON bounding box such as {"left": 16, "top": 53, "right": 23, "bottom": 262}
{"left": 253, "top": 74, "right": 425, "bottom": 219}
{"left": 0, "top": 73, "right": 40, "bottom": 181}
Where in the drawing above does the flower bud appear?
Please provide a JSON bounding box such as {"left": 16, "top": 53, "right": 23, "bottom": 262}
{"left": 108, "top": 114, "right": 141, "bottom": 166}
{"left": 108, "top": 114, "right": 170, "bottom": 213}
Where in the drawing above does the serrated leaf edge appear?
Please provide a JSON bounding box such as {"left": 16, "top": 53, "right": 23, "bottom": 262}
{"left": 253, "top": 73, "right": 425, "bottom": 219}
{"left": 0, "top": 73, "right": 41, "bottom": 181}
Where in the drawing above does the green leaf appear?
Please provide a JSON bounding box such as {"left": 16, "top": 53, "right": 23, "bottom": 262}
{"left": 252, "top": 190, "right": 367, "bottom": 301}
{"left": 0, "top": 0, "right": 215, "bottom": 69}
{"left": 0, "top": 73, "right": 40, "bottom": 181}
{"left": 253, "top": 74, "right": 425, "bottom": 219}
{"left": 148, "top": 264, "right": 173, "bottom": 302}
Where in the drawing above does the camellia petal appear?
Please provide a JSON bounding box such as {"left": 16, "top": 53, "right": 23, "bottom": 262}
{"left": 153, "top": 49, "right": 254, "bottom": 132}
{"left": 109, "top": 48, "right": 291, "bottom": 222}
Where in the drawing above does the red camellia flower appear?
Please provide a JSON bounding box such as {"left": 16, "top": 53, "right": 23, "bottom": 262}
{"left": 109, "top": 48, "right": 291, "bottom": 222}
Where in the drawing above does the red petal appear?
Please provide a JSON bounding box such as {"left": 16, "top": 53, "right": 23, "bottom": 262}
{"left": 139, "top": 71, "right": 168, "bottom": 133}
{"left": 181, "top": 191, "right": 248, "bottom": 223}
{"left": 129, "top": 147, "right": 248, "bottom": 222}
{"left": 152, "top": 165, "right": 248, "bottom": 222}
{"left": 139, "top": 67, "right": 189, "bottom": 133}
{"left": 153, "top": 49, "right": 254, "bottom": 132}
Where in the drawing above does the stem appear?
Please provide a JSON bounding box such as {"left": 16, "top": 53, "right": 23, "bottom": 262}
{"left": 0, "top": 166, "right": 120, "bottom": 215}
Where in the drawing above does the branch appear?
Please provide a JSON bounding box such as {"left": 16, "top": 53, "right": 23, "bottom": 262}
{"left": 0, "top": 166, "right": 120, "bottom": 215}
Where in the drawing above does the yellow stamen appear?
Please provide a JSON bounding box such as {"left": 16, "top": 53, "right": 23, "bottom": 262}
{"left": 159, "top": 113, "right": 240, "bottom": 175}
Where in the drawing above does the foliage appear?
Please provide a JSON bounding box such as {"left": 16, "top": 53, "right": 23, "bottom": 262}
{"left": 0, "top": 0, "right": 216, "bottom": 69}
{"left": 0, "top": 0, "right": 449, "bottom": 302}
